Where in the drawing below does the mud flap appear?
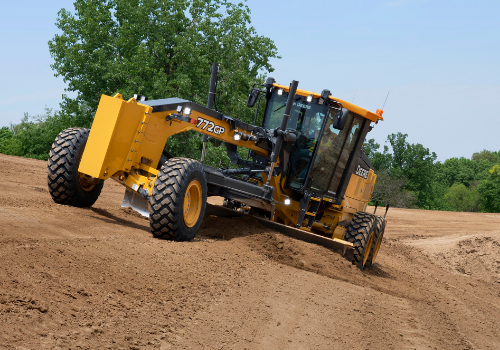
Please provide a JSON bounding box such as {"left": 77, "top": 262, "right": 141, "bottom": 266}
{"left": 121, "top": 188, "right": 150, "bottom": 217}
{"left": 205, "top": 203, "right": 354, "bottom": 261}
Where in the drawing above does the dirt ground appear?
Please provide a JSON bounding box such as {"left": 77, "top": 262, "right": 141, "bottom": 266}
{"left": 1, "top": 154, "right": 500, "bottom": 350}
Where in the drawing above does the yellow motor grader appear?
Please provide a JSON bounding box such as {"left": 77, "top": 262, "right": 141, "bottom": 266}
{"left": 47, "top": 64, "right": 388, "bottom": 270}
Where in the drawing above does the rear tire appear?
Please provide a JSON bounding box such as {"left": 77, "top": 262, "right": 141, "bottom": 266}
{"left": 149, "top": 158, "right": 207, "bottom": 241}
{"left": 366, "top": 216, "right": 386, "bottom": 268}
{"left": 345, "top": 211, "right": 377, "bottom": 270}
{"left": 47, "top": 128, "right": 103, "bottom": 207}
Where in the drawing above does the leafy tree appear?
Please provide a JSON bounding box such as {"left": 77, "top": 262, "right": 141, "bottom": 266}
{"left": 49, "top": 0, "right": 278, "bottom": 123}
{"left": 435, "top": 157, "right": 477, "bottom": 188}
{"left": 444, "top": 182, "right": 481, "bottom": 212}
{"left": 472, "top": 150, "right": 499, "bottom": 164}
{"left": 0, "top": 127, "right": 14, "bottom": 154}
{"left": 363, "top": 139, "right": 391, "bottom": 171}
{"left": 0, "top": 110, "right": 71, "bottom": 160}
{"left": 478, "top": 165, "right": 500, "bottom": 212}
{"left": 363, "top": 139, "right": 379, "bottom": 160}
{"left": 365, "top": 133, "right": 437, "bottom": 208}
{"left": 370, "top": 171, "right": 417, "bottom": 208}
{"left": 48, "top": 0, "right": 279, "bottom": 165}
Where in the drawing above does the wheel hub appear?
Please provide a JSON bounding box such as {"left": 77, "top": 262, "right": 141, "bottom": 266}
{"left": 183, "top": 180, "right": 202, "bottom": 228}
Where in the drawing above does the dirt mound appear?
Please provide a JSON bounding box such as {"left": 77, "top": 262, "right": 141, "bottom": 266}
{"left": 2, "top": 154, "right": 500, "bottom": 349}
{"left": 407, "top": 233, "right": 500, "bottom": 283}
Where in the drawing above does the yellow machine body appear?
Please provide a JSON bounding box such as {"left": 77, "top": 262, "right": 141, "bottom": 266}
{"left": 79, "top": 94, "right": 269, "bottom": 197}
{"left": 78, "top": 83, "right": 382, "bottom": 251}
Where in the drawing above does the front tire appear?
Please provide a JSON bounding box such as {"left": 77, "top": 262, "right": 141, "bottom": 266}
{"left": 149, "top": 158, "right": 207, "bottom": 241}
{"left": 47, "top": 128, "right": 103, "bottom": 207}
{"left": 345, "top": 211, "right": 377, "bottom": 270}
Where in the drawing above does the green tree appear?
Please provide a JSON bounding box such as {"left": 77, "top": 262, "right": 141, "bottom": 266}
{"left": 472, "top": 150, "right": 499, "bottom": 164}
{"left": 49, "top": 0, "right": 278, "bottom": 122}
{"left": 0, "top": 110, "right": 71, "bottom": 160}
{"left": 363, "top": 139, "right": 391, "bottom": 171}
{"left": 370, "top": 171, "right": 417, "bottom": 208}
{"left": 435, "top": 157, "right": 477, "bottom": 188}
{"left": 364, "top": 134, "right": 437, "bottom": 208}
{"left": 0, "top": 127, "right": 14, "bottom": 154}
{"left": 444, "top": 182, "right": 481, "bottom": 212}
{"left": 48, "top": 0, "right": 279, "bottom": 165}
{"left": 384, "top": 132, "right": 437, "bottom": 208}
{"left": 478, "top": 165, "right": 500, "bottom": 212}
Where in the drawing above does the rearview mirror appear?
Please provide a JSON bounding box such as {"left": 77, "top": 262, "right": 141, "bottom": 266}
{"left": 247, "top": 88, "right": 260, "bottom": 108}
{"left": 332, "top": 108, "right": 349, "bottom": 130}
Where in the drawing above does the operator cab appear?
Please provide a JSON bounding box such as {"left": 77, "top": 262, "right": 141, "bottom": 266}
{"left": 261, "top": 85, "right": 370, "bottom": 201}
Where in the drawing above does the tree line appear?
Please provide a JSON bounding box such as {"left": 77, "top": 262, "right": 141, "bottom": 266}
{"left": 2, "top": 115, "right": 498, "bottom": 213}
{"left": 364, "top": 133, "right": 500, "bottom": 213}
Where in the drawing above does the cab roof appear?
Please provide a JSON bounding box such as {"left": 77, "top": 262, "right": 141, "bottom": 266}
{"left": 272, "top": 83, "right": 383, "bottom": 123}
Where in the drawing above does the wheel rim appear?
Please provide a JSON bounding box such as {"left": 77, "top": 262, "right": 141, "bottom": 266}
{"left": 78, "top": 172, "right": 100, "bottom": 191}
{"left": 371, "top": 232, "right": 383, "bottom": 263}
{"left": 183, "top": 180, "right": 202, "bottom": 228}
{"left": 362, "top": 231, "right": 375, "bottom": 266}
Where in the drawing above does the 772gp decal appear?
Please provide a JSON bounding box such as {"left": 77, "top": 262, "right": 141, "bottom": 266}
{"left": 196, "top": 117, "right": 225, "bottom": 135}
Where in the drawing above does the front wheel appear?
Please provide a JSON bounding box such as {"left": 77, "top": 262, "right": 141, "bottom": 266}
{"left": 47, "top": 128, "right": 103, "bottom": 207}
{"left": 149, "top": 158, "right": 207, "bottom": 241}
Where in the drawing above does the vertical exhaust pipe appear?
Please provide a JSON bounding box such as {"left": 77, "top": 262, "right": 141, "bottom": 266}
{"left": 265, "top": 80, "right": 299, "bottom": 185}
{"left": 201, "top": 63, "right": 219, "bottom": 163}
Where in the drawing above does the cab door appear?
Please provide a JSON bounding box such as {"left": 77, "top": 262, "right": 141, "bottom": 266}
{"left": 306, "top": 111, "right": 368, "bottom": 199}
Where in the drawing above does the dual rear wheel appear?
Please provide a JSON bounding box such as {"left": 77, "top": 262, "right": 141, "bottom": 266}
{"left": 345, "top": 211, "right": 386, "bottom": 270}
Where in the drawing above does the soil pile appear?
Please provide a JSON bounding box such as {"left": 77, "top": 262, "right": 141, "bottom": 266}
{"left": 406, "top": 232, "right": 500, "bottom": 283}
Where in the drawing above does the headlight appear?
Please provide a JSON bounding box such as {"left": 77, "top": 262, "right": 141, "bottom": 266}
{"left": 307, "top": 95, "right": 313, "bottom": 102}
{"left": 184, "top": 107, "right": 191, "bottom": 116}
{"left": 233, "top": 132, "right": 241, "bottom": 141}
{"left": 284, "top": 197, "right": 291, "bottom": 205}
{"left": 277, "top": 89, "right": 284, "bottom": 96}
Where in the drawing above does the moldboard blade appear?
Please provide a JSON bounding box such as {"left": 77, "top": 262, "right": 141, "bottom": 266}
{"left": 121, "top": 188, "right": 150, "bottom": 217}
{"left": 205, "top": 204, "right": 354, "bottom": 261}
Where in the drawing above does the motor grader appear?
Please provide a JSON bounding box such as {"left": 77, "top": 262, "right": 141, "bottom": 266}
{"left": 47, "top": 64, "right": 387, "bottom": 270}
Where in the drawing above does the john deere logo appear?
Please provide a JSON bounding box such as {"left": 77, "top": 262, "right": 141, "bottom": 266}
{"left": 293, "top": 102, "right": 311, "bottom": 110}
{"left": 355, "top": 165, "right": 369, "bottom": 179}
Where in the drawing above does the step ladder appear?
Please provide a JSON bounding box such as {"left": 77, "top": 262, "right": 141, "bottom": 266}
{"left": 296, "top": 191, "right": 322, "bottom": 229}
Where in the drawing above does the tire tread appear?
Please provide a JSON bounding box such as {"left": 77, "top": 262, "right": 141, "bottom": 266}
{"left": 345, "top": 211, "right": 377, "bottom": 270}
{"left": 149, "top": 158, "right": 206, "bottom": 241}
{"left": 47, "top": 128, "right": 103, "bottom": 207}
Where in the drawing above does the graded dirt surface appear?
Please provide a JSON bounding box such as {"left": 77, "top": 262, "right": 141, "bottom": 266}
{"left": 1, "top": 154, "right": 500, "bottom": 349}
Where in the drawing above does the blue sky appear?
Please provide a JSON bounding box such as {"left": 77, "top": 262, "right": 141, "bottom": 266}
{"left": 0, "top": 0, "right": 499, "bottom": 161}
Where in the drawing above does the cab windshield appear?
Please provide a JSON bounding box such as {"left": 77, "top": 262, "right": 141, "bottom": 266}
{"left": 262, "top": 93, "right": 328, "bottom": 133}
